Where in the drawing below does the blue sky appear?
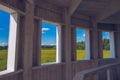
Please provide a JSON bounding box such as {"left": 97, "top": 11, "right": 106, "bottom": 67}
{"left": 0, "top": 10, "right": 110, "bottom": 46}
{"left": 0, "top": 10, "right": 10, "bottom": 46}
{"left": 102, "top": 32, "right": 110, "bottom": 39}
{"left": 76, "top": 29, "right": 86, "bottom": 42}
{"left": 41, "top": 22, "right": 56, "bottom": 45}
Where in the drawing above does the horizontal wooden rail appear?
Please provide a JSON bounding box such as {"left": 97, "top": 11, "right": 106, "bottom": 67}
{"left": 0, "top": 69, "right": 23, "bottom": 78}
{"left": 73, "top": 62, "right": 120, "bottom": 80}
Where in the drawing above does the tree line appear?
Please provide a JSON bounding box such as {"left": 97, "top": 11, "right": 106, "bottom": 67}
{"left": 0, "top": 39, "right": 110, "bottom": 50}
{"left": 0, "top": 46, "right": 8, "bottom": 50}
{"left": 76, "top": 39, "right": 110, "bottom": 50}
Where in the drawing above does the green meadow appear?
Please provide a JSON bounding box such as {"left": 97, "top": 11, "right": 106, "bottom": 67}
{"left": 0, "top": 49, "right": 110, "bottom": 71}
{"left": 0, "top": 50, "right": 8, "bottom": 71}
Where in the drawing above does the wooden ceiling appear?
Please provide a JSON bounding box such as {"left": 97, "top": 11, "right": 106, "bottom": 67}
{"left": 39, "top": 0, "right": 120, "bottom": 24}
{"left": 76, "top": 0, "right": 110, "bottom": 16}
{"left": 41, "top": 0, "right": 72, "bottom": 7}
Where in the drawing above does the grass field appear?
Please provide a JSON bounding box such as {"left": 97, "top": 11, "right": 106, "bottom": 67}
{"left": 0, "top": 49, "right": 110, "bottom": 71}
{"left": 0, "top": 50, "right": 8, "bottom": 71}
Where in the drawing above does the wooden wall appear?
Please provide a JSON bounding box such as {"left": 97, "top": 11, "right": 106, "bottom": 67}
{"left": 0, "top": 1, "right": 120, "bottom": 80}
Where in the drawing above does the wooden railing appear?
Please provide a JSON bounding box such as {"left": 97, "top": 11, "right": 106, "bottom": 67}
{"left": 73, "top": 62, "right": 120, "bottom": 80}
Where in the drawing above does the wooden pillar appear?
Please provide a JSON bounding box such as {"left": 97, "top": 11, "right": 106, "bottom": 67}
{"left": 16, "top": 14, "right": 25, "bottom": 70}
{"left": 98, "top": 30, "right": 103, "bottom": 59}
{"left": 23, "top": 1, "right": 34, "bottom": 80}
{"left": 15, "top": 13, "right": 23, "bottom": 70}
{"left": 114, "top": 24, "right": 120, "bottom": 58}
{"left": 33, "top": 19, "right": 42, "bottom": 66}
{"left": 64, "top": 8, "right": 72, "bottom": 80}
{"left": 71, "top": 27, "right": 76, "bottom": 61}
{"left": 90, "top": 17, "right": 99, "bottom": 59}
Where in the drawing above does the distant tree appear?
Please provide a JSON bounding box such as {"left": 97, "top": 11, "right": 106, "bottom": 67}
{"left": 42, "top": 45, "right": 56, "bottom": 49}
{"left": 76, "top": 41, "right": 85, "bottom": 50}
{"left": 103, "top": 39, "right": 110, "bottom": 50}
{"left": 0, "top": 46, "right": 8, "bottom": 50}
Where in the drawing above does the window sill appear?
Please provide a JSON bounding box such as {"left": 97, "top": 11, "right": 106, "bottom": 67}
{"left": 0, "top": 69, "right": 23, "bottom": 78}
{"left": 100, "top": 58, "right": 116, "bottom": 60}
{"left": 0, "top": 70, "right": 14, "bottom": 76}
{"left": 41, "top": 62, "right": 60, "bottom": 66}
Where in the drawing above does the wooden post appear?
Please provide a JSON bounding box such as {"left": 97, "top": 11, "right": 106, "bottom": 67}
{"left": 14, "top": 13, "right": 21, "bottom": 70}
{"left": 73, "top": 74, "right": 85, "bottom": 80}
{"left": 23, "top": 1, "right": 34, "bottom": 80}
{"left": 107, "top": 69, "right": 111, "bottom": 80}
{"left": 64, "top": 8, "right": 72, "bottom": 80}
{"left": 90, "top": 17, "right": 99, "bottom": 59}
{"left": 114, "top": 25, "right": 120, "bottom": 58}
{"left": 71, "top": 27, "right": 76, "bottom": 61}
{"left": 98, "top": 30, "right": 103, "bottom": 59}
{"left": 33, "top": 19, "right": 42, "bottom": 66}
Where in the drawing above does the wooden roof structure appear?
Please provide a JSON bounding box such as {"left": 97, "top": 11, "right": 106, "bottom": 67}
{"left": 0, "top": 0, "right": 120, "bottom": 80}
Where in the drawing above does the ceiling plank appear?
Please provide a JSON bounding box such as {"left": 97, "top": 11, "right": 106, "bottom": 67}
{"left": 69, "top": 0, "right": 83, "bottom": 16}
{"left": 96, "top": 0, "right": 120, "bottom": 22}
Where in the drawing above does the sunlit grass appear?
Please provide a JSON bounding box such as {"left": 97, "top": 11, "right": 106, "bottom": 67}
{"left": 77, "top": 50, "right": 86, "bottom": 60}
{"left": 0, "top": 50, "right": 111, "bottom": 71}
{"left": 0, "top": 50, "right": 8, "bottom": 71}
{"left": 41, "top": 49, "right": 56, "bottom": 64}
{"left": 103, "top": 50, "right": 110, "bottom": 58}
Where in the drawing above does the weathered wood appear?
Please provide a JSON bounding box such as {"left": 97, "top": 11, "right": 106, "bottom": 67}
{"left": 69, "top": 0, "right": 83, "bottom": 16}
{"left": 64, "top": 8, "right": 72, "bottom": 80}
{"left": 32, "top": 19, "right": 42, "bottom": 66}
{"left": 0, "top": 0, "right": 120, "bottom": 80}
{"left": 71, "top": 27, "right": 76, "bottom": 61}
{"left": 107, "top": 69, "right": 111, "bottom": 80}
{"left": 98, "top": 31, "right": 103, "bottom": 59}
{"left": 96, "top": 0, "right": 120, "bottom": 22}
{"left": 114, "top": 25, "right": 120, "bottom": 58}
{"left": 73, "top": 62, "right": 120, "bottom": 80}
{"left": 23, "top": 1, "right": 34, "bottom": 80}
{"left": 90, "top": 17, "right": 99, "bottom": 59}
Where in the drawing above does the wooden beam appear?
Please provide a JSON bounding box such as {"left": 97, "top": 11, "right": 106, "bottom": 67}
{"left": 64, "top": 8, "right": 72, "bottom": 80}
{"left": 69, "top": 0, "right": 83, "bottom": 16}
{"left": 23, "top": 1, "right": 34, "bottom": 80}
{"left": 26, "top": 0, "right": 34, "bottom": 4}
{"left": 96, "top": 0, "right": 120, "bottom": 22}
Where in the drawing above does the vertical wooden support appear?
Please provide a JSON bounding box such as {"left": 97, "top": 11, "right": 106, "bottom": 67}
{"left": 98, "top": 30, "right": 103, "bottom": 59}
{"left": 17, "top": 15, "right": 25, "bottom": 70}
{"left": 33, "top": 19, "right": 42, "bottom": 66}
{"left": 90, "top": 17, "right": 99, "bottom": 59}
{"left": 114, "top": 25, "right": 120, "bottom": 58}
{"left": 64, "top": 8, "right": 72, "bottom": 80}
{"left": 37, "top": 19, "right": 42, "bottom": 65}
{"left": 71, "top": 27, "right": 76, "bottom": 61}
{"left": 15, "top": 13, "right": 21, "bottom": 70}
{"left": 23, "top": 1, "right": 34, "bottom": 80}
{"left": 107, "top": 69, "right": 111, "bottom": 80}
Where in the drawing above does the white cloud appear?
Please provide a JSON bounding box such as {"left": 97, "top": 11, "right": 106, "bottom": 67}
{"left": 42, "top": 28, "right": 50, "bottom": 34}
{"left": 41, "top": 43, "right": 44, "bottom": 45}
{"left": 41, "top": 43, "right": 56, "bottom": 46}
{"left": 0, "top": 42, "right": 8, "bottom": 46}
{"left": 49, "top": 44, "right": 56, "bottom": 46}
{"left": 42, "top": 28, "right": 50, "bottom": 31}
{"left": 83, "top": 34, "right": 85, "bottom": 37}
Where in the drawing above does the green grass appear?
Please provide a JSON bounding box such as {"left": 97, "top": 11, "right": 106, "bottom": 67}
{"left": 77, "top": 50, "right": 86, "bottom": 60}
{"left": 41, "top": 49, "right": 56, "bottom": 64}
{"left": 103, "top": 50, "right": 110, "bottom": 58}
{"left": 0, "top": 49, "right": 110, "bottom": 71}
{"left": 0, "top": 50, "right": 8, "bottom": 71}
